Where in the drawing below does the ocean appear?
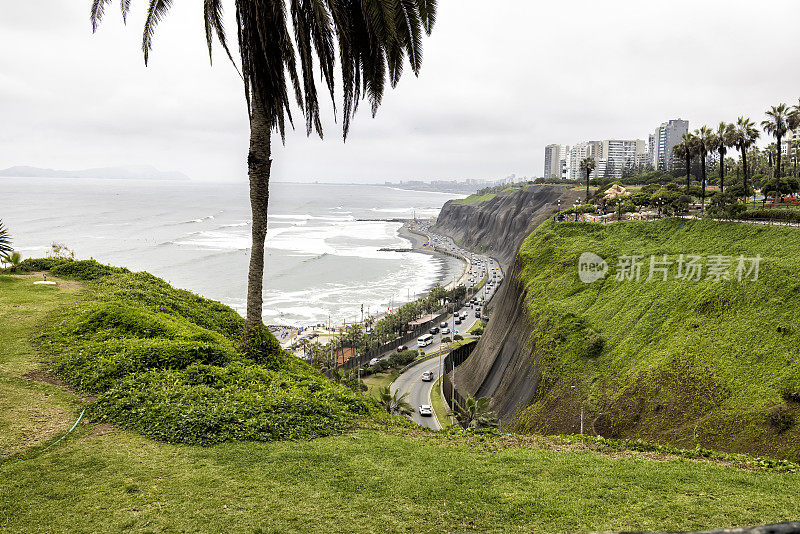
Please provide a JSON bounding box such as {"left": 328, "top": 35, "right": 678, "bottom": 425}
{"left": 1, "top": 178, "right": 463, "bottom": 327}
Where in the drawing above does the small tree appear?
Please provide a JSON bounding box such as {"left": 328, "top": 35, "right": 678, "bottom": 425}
{"left": 449, "top": 395, "right": 498, "bottom": 429}
{"left": 0, "top": 220, "right": 12, "bottom": 258}
{"left": 377, "top": 386, "right": 414, "bottom": 416}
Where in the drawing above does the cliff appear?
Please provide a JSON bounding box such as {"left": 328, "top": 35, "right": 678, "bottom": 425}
{"left": 455, "top": 217, "right": 800, "bottom": 461}
{"left": 432, "top": 185, "right": 582, "bottom": 270}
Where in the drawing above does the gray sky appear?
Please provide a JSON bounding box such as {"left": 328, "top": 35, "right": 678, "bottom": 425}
{"left": 1, "top": 1, "right": 799, "bottom": 183}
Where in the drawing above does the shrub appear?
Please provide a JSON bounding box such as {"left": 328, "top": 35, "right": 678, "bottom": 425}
{"left": 781, "top": 383, "right": 800, "bottom": 403}
{"left": 768, "top": 405, "right": 795, "bottom": 433}
{"left": 454, "top": 334, "right": 464, "bottom": 341}
{"left": 91, "top": 362, "right": 370, "bottom": 445}
{"left": 584, "top": 330, "right": 604, "bottom": 358}
{"left": 50, "top": 259, "right": 126, "bottom": 280}
{"left": 389, "top": 350, "right": 417, "bottom": 368}
{"left": 738, "top": 209, "right": 800, "bottom": 224}
{"left": 471, "top": 326, "right": 484, "bottom": 336}
{"left": 54, "top": 338, "right": 235, "bottom": 393}
{"left": 14, "top": 257, "right": 72, "bottom": 273}
{"left": 441, "top": 336, "right": 452, "bottom": 343}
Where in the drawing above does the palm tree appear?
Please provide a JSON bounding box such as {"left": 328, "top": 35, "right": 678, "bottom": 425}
{"left": 673, "top": 132, "right": 696, "bottom": 197}
{"left": 762, "top": 104, "right": 791, "bottom": 183}
{"left": 449, "top": 395, "right": 498, "bottom": 429}
{"left": 0, "top": 220, "right": 12, "bottom": 258}
{"left": 377, "top": 386, "right": 413, "bottom": 416}
{"left": 734, "top": 117, "right": 760, "bottom": 205}
{"left": 91, "top": 1, "right": 437, "bottom": 341}
{"left": 579, "top": 157, "right": 596, "bottom": 202}
{"left": 694, "top": 126, "right": 714, "bottom": 211}
{"left": 709, "top": 122, "right": 736, "bottom": 193}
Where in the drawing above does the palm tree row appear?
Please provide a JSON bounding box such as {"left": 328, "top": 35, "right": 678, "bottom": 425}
{"left": 671, "top": 99, "right": 800, "bottom": 209}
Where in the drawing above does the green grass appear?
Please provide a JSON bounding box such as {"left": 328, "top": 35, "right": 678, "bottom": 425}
{"left": 510, "top": 218, "right": 800, "bottom": 459}
{"left": 4, "top": 425, "right": 800, "bottom": 533}
{"left": 453, "top": 193, "right": 496, "bottom": 205}
{"left": 5, "top": 265, "right": 800, "bottom": 532}
{"left": 430, "top": 376, "right": 450, "bottom": 427}
{"left": 363, "top": 370, "right": 397, "bottom": 398}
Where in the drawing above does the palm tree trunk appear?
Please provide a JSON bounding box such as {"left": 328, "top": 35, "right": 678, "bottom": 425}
{"left": 777, "top": 136, "right": 782, "bottom": 180}
{"left": 246, "top": 95, "right": 272, "bottom": 332}
{"left": 719, "top": 148, "right": 725, "bottom": 193}
{"left": 585, "top": 170, "right": 590, "bottom": 202}
{"left": 741, "top": 147, "right": 748, "bottom": 205}
{"left": 686, "top": 154, "right": 691, "bottom": 195}
{"left": 700, "top": 152, "right": 707, "bottom": 211}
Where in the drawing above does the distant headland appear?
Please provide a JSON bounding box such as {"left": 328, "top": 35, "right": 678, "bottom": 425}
{"left": 0, "top": 165, "right": 190, "bottom": 181}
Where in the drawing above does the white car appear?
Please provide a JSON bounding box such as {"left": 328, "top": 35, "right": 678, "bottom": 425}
{"left": 369, "top": 358, "right": 381, "bottom": 366}
{"left": 418, "top": 405, "right": 433, "bottom": 417}
{"left": 421, "top": 371, "right": 434, "bottom": 382}
{"left": 441, "top": 327, "right": 450, "bottom": 334}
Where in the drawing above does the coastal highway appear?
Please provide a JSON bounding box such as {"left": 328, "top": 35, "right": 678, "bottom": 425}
{"left": 387, "top": 223, "right": 505, "bottom": 429}
{"left": 391, "top": 356, "right": 444, "bottom": 429}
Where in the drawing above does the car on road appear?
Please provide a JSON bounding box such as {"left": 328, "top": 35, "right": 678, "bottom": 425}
{"left": 475, "top": 310, "right": 481, "bottom": 318}
{"left": 429, "top": 326, "right": 439, "bottom": 335}
{"left": 418, "top": 405, "right": 433, "bottom": 417}
{"left": 441, "top": 327, "right": 450, "bottom": 334}
{"left": 396, "top": 345, "right": 408, "bottom": 352}
{"left": 421, "top": 371, "right": 434, "bottom": 382}
{"left": 454, "top": 318, "right": 461, "bottom": 325}
{"left": 369, "top": 358, "right": 381, "bottom": 366}
{"left": 440, "top": 321, "right": 448, "bottom": 329}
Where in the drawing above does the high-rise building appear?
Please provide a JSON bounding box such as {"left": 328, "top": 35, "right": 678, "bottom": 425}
{"left": 652, "top": 119, "right": 689, "bottom": 171}
{"left": 544, "top": 144, "right": 570, "bottom": 179}
{"left": 599, "top": 139, "right": 648, "bottom": 179}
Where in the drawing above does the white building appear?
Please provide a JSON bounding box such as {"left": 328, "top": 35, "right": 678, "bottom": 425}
{"left": 652, "top": 119, "right": 689, "bottom": 171}
{"left": 544, "top": 144, "right": 570, "bottom": 179}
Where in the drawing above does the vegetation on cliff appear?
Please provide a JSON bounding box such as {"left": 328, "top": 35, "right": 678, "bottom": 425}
{"left": 510, "top": 218, "right": 800, "bottom": 460}
{"left": 22, "top": 259, "right": 369, "bottom": 445}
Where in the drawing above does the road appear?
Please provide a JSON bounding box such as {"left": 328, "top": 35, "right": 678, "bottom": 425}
{"left": 387, "top": 223, "right": 505, "bottom": 429}
{"left": 391, "top": 356, "right": 444, "bottom": 429}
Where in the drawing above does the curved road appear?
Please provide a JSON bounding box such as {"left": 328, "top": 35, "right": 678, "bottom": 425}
{"left": 391, "top": 356, "right": 445, "bottom": 429}
{"left": 388, "top": 225, "right": 505, "bottom": 430}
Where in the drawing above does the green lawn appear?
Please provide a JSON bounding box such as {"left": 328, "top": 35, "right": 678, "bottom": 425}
{"left": 430, "top": 376, "right": 450, "bottom": 427}
{"left": 363, "top": 370, "right": 397, "bottom": 398}
{"left": 3, "top": 270, "right": 800, "bottom": 533}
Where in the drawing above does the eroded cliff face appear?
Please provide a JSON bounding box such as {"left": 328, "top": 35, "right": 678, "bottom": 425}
{"left": 453, "top": 256, "right": 541, "bottom": 425}
{"left": 437, "top": 185, "right": 582, "bottom": 423}
{"left": 432, "top": 185, "right": 581, "bottom": 270}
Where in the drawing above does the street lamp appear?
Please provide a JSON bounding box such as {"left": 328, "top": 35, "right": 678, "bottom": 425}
{"left": 571, "top": 385, "right": 584, "bottom": 435}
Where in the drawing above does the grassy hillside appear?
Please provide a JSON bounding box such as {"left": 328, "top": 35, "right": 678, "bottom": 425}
{"left": 510, "top": 218, "right": 800, "bottom": 460}
{"left": 453, "top": 192, "right": 496, "bottom": 205}
{"left": 4, "top": 262, "right": 800, "bottom": 532}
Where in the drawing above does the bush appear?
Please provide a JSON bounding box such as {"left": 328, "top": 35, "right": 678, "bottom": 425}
{"left": 738, "top": 209, "right": 800, "bottom": 224}
{"left": 454, "top": 334, "right": 463, "bottom": 341}
{"left": 50, "top": 260, "right": 126, "bottom": 280}
{"left": 584, "top": 330, "right": 604, "bottom": 358}
{"left": 33, "top": 263, "right": 371, "bottom": 446}
{"left": 91, "top": 362, "right": 369, "bottom": 445}
{"left": 389, "top": 349, "right": 417, "bottom": 368}
{"left": 471, "top": 326, "right": 484, "bottom": 336}
{"left": 768, "top": 405, "right": 795, "bottom": 433}
{"left": 54, "top": 338, "right": 235, "bottom": 393}
{"left": 441, "top": 336, "right": 452, "bottom": 343}
{"left": 13, "top": 257, "right": 72, "bottom": 273}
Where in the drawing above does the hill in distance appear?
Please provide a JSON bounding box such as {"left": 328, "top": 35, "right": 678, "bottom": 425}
{"left": 0, "top": 164, "right": 190, "bottom": 181}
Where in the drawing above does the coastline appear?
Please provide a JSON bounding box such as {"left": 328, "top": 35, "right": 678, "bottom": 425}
{"left": 397, "top": 222, "right": 469, "bottom": 291}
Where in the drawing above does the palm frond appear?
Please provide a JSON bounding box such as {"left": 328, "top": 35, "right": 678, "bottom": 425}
{"left": 90, "top": 0, "right": 113, "bottom": 32}
{"left": 91, "top": 0, "right": 437, "bottom": 140}
{"left": 142, "top": 0, "right": 175, "bottom": 65}
{"left": 0, "top": 220, "right": 13, "bottom": 257}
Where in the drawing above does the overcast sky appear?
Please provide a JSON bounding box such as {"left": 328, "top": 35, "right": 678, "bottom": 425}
{"left": 1, "top": 1, "right": 799, "bottom": 183}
